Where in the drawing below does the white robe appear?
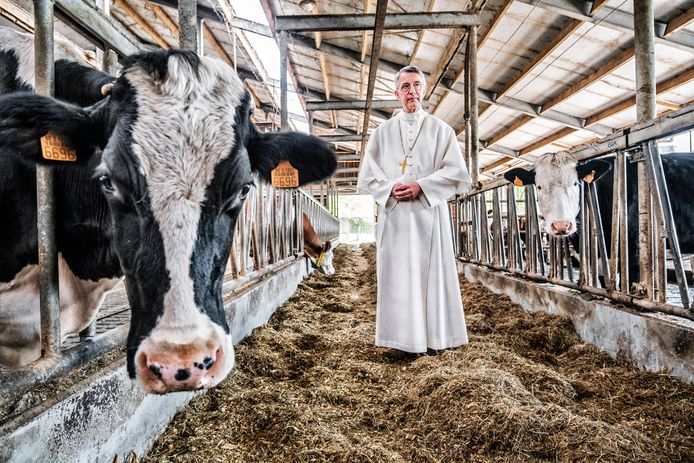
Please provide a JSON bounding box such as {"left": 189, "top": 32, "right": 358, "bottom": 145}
{"left": 357, "top": 108, "right": 472, "bottom": 352}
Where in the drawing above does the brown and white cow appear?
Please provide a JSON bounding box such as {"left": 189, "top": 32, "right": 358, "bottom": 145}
{"left": 0, "top": 27, "right": 336, "bottom": 393}
{"left": 302, "top": 213, "right": 335, "bottom": 275}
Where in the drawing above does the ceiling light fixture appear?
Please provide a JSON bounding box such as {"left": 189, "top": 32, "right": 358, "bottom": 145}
{"left": 299, "top": 0, "right": 316, "bottom": 12}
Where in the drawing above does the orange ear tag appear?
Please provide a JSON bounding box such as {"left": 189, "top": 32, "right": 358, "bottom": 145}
{"left": 513, "top": 176, "right": 524, "bottom": 187}
{"left": 40, "top": 132, "right": 77, "bottom": 162}
{"left": 583, "top": 170, "right": 596, "bottom": 184}
{"left": 271, "top": 160, "right": 299, "bottom": 188}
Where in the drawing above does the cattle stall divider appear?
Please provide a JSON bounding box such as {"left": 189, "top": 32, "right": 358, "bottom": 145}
{"left": 453, "top": 104, "right": 694, "bottom": 321}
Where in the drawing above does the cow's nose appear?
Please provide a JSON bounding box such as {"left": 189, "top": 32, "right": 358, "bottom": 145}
{"left": 137, "top": 344, "right": 226, "bottom": 394}
{"left": 551, "top": 220, "right": 573, "bottom": 235}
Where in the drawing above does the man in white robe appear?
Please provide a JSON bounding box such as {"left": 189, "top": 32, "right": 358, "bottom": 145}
{"left": 357, "top": 65, "right": 472, "bottom": 357}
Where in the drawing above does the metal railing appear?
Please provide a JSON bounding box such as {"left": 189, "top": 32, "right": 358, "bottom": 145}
{"left": 454, "top": 104, "right": 694, "bottom": 321}
{"left": 225, "top": 183, "right": 339, "bottom": 285}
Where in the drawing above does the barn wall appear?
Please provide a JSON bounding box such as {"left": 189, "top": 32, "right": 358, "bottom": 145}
{"left": 460, "top": 262, "right": 694, "bottom": 383}
{"left": 0, "top": 257, "right": 311, "bottom": 463}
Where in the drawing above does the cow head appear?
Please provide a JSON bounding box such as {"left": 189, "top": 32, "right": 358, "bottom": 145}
{"left": 313, "top": 241, "right": 335, "bottom": 275}
{"left": 0, "top": 49, "right": 336, "bottom": 393}
{"left": 503, "top": 152, "right": 611, "bottom": 236}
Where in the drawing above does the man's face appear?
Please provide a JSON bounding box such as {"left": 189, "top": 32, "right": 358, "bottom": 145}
{"left": 395, "top": 72, "right": 424, "bottom": 113}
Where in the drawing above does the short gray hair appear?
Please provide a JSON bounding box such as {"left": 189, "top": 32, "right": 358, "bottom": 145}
{"left": 394, "top": 65, "right": 426, "bottom": 89}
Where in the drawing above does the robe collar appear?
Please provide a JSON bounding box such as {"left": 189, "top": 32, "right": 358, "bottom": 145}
{"left": 399, "top": 106, "right": 426, "bottom": 123}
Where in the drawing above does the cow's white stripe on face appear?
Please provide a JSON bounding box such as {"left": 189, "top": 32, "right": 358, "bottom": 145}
{"left": 126, "top": 55, "right": 244, "bottom": 326}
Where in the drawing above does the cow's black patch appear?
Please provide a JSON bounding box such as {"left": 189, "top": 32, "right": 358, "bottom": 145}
{"left": 0, "top": 50, "right": 31, "bottom": 94}
{"left": 55, "top": 59, "right": 115, "bottom": 107}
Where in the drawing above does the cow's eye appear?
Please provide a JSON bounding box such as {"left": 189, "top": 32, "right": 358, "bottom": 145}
{"left": 536, "top": 186, "right": 542, "bottom": 190}
{"left": 240, "top": 183, "right": 253, "bottom": 199}
{"left": 99, "top": 174, "right": 114, "bottom": 193}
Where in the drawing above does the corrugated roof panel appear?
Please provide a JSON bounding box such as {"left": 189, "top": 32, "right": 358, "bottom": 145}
{"left": 479, "top": 106, "right": 525, "bottom": 139}
{"left": 435, "top": 92, "right": 466, "bottom": 125}
{"left": 477, "top": 2, "right": 568, "bottom": 92}
{"left": 504, "top": 25, "right": 633, "bottom": 106}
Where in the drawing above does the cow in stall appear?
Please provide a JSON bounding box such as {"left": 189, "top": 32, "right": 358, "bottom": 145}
{"left": 0, "top": 27, "right": 336, "bottom": 393}
{"left": 302, "top": 213, "right": 335, "bottom": 275}
{"left": 503, "top": 151, "right": 694, "bottom": 287}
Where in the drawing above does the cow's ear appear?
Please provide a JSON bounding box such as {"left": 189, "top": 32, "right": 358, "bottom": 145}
{"left": 248, "top": 128, "right": 337, "bottom": 185}
{"left": 0, "top": 92, "right": 103, "bottom": 165}
{"left": 503, "top": 167, "right": 536, "bottom": 186}
{"left": 577, "top": 159, "right": 612, "bottom": 184}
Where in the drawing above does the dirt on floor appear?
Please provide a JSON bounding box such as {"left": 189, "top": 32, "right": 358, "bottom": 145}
{"left": 144, "top": 244, "right": 694, "bottom": 463}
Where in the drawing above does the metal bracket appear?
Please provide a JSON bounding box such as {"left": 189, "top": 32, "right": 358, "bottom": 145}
{"left": 629, "top": 148, "right": 645, "bottom": 164}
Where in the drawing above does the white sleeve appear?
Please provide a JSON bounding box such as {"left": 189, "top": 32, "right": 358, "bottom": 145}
{"left": 356, "top": 130, "right": 396, "bottom": 207}
{"left": 417, "top": 126, "right": 471, "bottom": 209}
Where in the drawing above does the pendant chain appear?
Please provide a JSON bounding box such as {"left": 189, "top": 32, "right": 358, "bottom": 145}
{"left": 398, "top": 115, "right": 427, "bottom": 164}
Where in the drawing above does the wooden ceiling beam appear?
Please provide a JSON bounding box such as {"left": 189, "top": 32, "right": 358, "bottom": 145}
{"left": 484, "top": 65, "right": 694, "bottom": 173}
{"left": 317, "top": 52, "right": 337, "bottom": 128}
{"left": 590, "top": 0, "right": 610, "bottom": 15}
{"left": 519, "top": 127, "right": 577, "bottom": 156}
{"left": 498, "top": 19, "right": 584, "bottom": 102}
{"left": 481, "top": 155, "right": 517, "bottom": 173}
{"left": 431, "top": 0, "right": 512, "bottom": 116}
{"left": 202, "top": 24, "right": 235, "bottom": 66}
{"left": 359, "top": 0, "right": 389, "bottom": 154}
{"left": 477, "top": 18, "right": 584, "bottom": 122}
{"left": 424, "top": 27, "right": 466, "bottom": 99}
{"left": 514, "top": 0, "right": 694, "bottom": 54}
{"left": 665, "top": 5, "right": 694, "bottom": 37}
{"left": 486, "top": 115, "right": 534, "bottom": 146}
{"left": 457, "top": 44, "right": 636, "bottom": 143}
{"left": 147, "top": 2, "right": 177, "bottom": 37}
{"left": 586, "top": 65, "right": 694, "bottom": 126}
{"left": 356, "top": 0, "right": 371, "bottom": 135}
{"left": 540, "top": 46, "right": 635, "bottom": 113}
{"left": 113, "top": 0, "right": 168, "bottom": 48}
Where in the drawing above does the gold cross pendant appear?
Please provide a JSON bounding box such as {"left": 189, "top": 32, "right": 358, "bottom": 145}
{"left": 399, "top": 157, "right": 408, "bottom": 174}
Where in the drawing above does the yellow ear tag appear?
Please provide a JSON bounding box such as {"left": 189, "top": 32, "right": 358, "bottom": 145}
{"left": 40, "top": 132, "right": 77, "bottom": 162}
{"left": 583, "top": 170, "right": 596, "bottom": 184}
{"left": 271, "top": 160, "right": 299, "bottom": 188}
{"left": 513, "top": 176, "right": 524, "bottom": 187}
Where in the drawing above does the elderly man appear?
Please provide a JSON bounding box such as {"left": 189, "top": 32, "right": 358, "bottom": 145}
{"left": 357, "top": 65, "right": 471, "bottom": 359}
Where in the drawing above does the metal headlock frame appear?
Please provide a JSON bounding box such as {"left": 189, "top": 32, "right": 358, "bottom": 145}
{"left": 454, "top": 104, "right": 694, "bottom": 322}
{"left": 1, "top": 1, "right": 339, "bottom": 397}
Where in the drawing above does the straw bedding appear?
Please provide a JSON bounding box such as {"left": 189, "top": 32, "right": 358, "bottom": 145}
{"left": 144, "top": 244, "right": 694, "bottom": 462}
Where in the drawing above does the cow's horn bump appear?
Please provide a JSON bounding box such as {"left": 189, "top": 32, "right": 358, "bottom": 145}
{"left": 101, "top": 83, "right": 114, "bottom": 96}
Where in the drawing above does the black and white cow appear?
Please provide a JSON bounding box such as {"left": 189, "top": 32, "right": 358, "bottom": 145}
{"left": 504, "top": 151, "right": 694, "bottom": 285}
{"left": 0, "top": 27, "right": 336, "bottom": 393}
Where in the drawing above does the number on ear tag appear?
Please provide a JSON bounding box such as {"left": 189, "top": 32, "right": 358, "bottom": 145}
{"left": 40, "top": 132, "right": 77, "bottom": 162}
{"left": 271, "top": 160, "right": 299, "bottom": 188}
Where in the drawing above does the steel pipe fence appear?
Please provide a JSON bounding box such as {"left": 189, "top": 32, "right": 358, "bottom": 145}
{"left": 454, "top": 105, "right": 694, "bottom": 322}
{"left": 227, "top": 183, "right": 340, "bottom": 279}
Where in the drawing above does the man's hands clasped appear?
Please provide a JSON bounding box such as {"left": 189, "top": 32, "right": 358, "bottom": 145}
{"left": 391, "top": 181, "right": 422, "bottom": 201}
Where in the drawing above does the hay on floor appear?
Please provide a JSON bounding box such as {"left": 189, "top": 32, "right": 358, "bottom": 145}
{"left": 144, "top": 245, "right": 694, "bottom": 463}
